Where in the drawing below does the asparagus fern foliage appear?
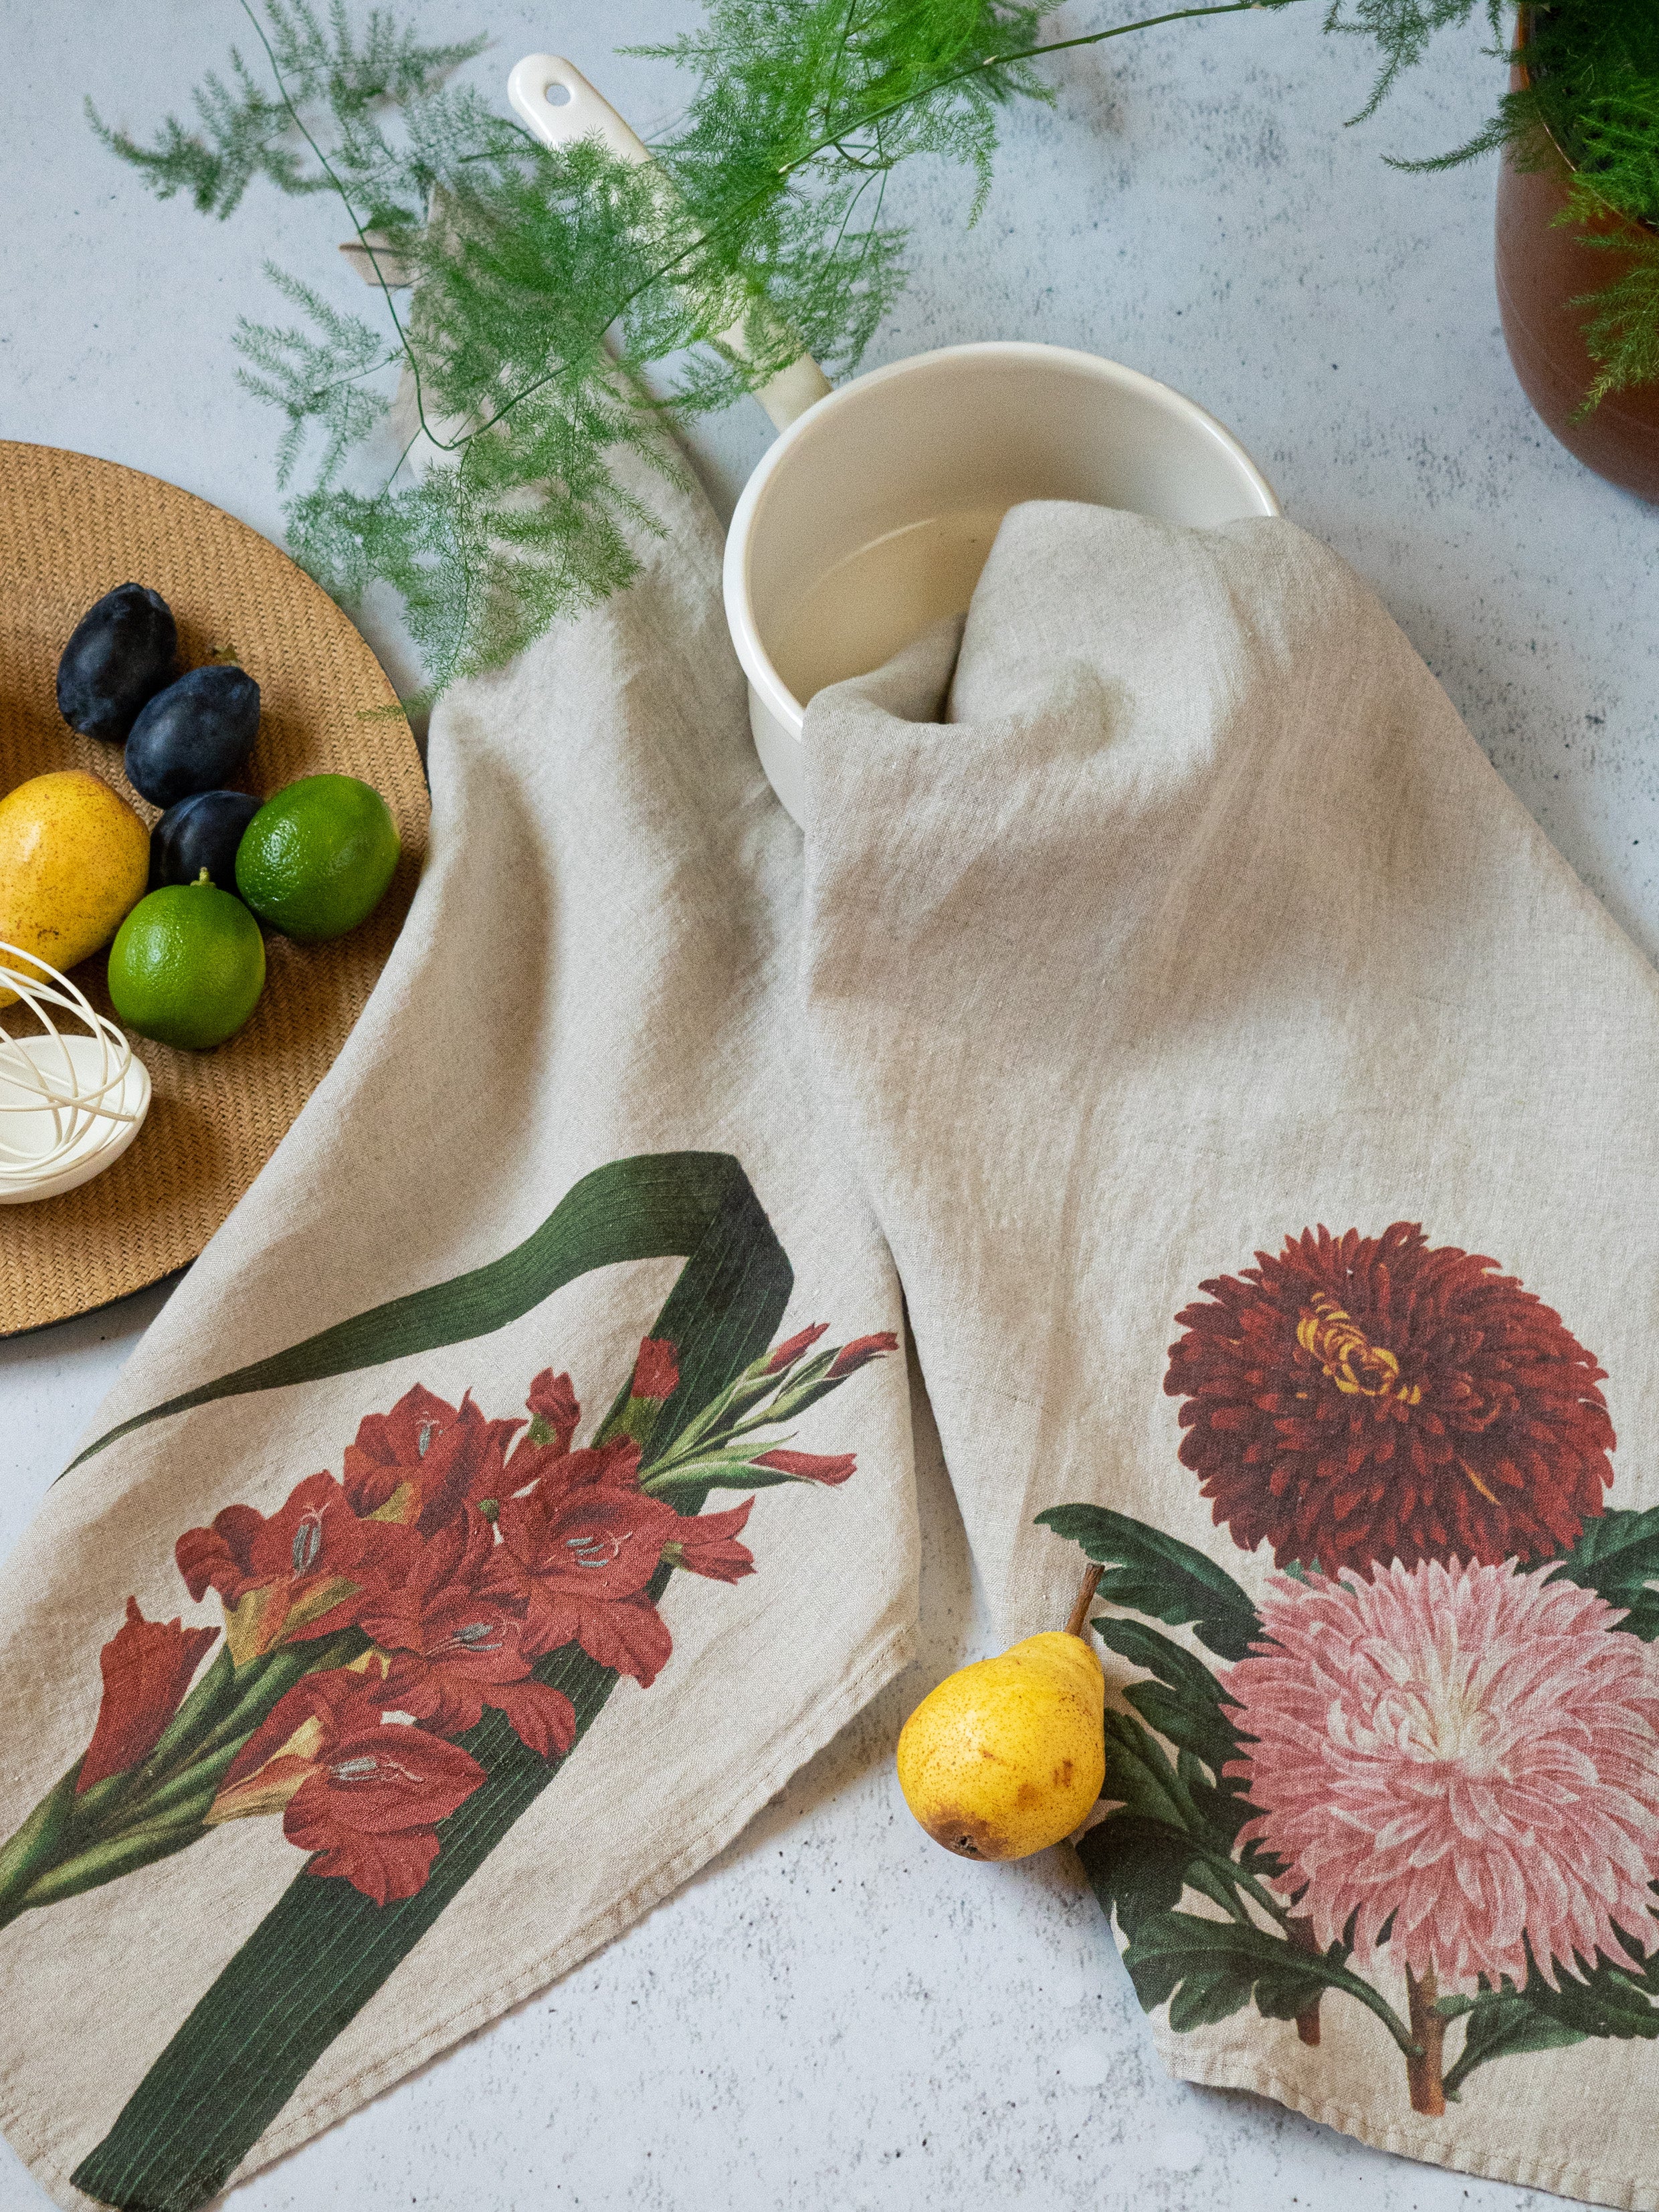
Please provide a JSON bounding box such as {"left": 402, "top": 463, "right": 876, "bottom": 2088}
{"left": 90, "top": 0, "right": 1282, "bottom": 706}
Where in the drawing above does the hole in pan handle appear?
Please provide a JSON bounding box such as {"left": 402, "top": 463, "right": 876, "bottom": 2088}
{"left": 505, "top": 53, "right": 832, "bottom": 433}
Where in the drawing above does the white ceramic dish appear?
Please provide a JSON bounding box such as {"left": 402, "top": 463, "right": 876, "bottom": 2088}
{"left": 0, "top": 1035, "right": 151, "bottom": 1203}
{"left": 0, "top": 948, "right": 151, "bottom": 1204}
{"left": 723, "top": 341, "right": 1281, "bottom": 822}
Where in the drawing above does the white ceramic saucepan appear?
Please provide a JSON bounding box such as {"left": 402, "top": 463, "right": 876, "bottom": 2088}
{"left": 511, "top": 58, "right": 1282, "bottom": 825}
{"left": 722, "top": 342, "right": 1280, "bottom": 819}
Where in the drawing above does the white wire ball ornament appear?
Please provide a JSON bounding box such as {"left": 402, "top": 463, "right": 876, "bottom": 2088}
{"left": 0, "top": 944, "right": 151, "bottom": 1204}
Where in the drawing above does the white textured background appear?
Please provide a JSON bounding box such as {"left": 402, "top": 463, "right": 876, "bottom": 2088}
{"left": 3, "top": 1, "right": 1653, "bottom": 2206}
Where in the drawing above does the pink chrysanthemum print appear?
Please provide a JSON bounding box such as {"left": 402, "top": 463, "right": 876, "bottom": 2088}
{"left": 1226, "top": 1557, "right": 1659, "bottom": 1992}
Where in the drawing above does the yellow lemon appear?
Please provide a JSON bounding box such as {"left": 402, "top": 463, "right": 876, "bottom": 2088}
{"left": 896, "top": 1630, "right": 1106, "bottom": 1861}
{"left": 0, "top": 770, "right": 150, "bottom": 1008}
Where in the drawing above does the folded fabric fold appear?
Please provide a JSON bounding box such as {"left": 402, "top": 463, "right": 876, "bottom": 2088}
{"left": 801, "top": 501, "right": 1659, "bottom": 2212}
{"left": 0, "top": 457, "right": 914, "bottom": 2212}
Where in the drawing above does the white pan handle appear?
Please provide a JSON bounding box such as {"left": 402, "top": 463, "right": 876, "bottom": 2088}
{"left": 507, "top": 53, "right": 832, "bottom": 432}
{"left": 507, "top": 54, "right": 652, "bottom": 167}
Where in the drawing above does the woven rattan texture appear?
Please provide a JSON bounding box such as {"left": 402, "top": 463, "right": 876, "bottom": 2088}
{"left": 0, "top": 443, "right": 429, "bottom": 1335}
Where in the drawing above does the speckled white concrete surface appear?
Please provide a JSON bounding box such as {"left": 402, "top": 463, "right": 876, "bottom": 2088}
{"left": 3, "top": 2, "right": 1651, "bottom": 2206}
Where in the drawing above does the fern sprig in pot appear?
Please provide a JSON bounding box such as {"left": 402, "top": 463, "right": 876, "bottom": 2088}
{"left": 1333, "top": 0, "right": 1659, "bottom": 499}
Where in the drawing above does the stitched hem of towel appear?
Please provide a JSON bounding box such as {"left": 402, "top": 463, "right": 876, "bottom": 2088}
{"left": 1157, "top": 2037, "right": 1658, "bottom": 2212}
{"left": 5, "top": 1611, "right": 916, "bottom": 2212}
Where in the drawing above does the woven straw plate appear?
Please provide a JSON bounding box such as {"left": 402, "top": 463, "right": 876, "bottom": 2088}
{"left": 0, "top": 442, "right": 429, "bottom": 1336}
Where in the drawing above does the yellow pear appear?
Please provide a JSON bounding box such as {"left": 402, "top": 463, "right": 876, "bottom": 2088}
{"left": 896, "top": 1628, "right": 1106, "bottom": 1861}
{"left": 0, "top": 771, "right": 149, "bottom": 1008}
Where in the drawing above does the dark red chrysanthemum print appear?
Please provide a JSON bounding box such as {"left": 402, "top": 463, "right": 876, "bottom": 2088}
{"left": 1163, "top": 1222, "right": 1614, "bottom": 1570}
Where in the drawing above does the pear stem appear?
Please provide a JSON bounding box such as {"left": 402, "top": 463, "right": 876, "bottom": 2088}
{"left": 1064, "top": 1563, "right": 1104, "bottom": 1641}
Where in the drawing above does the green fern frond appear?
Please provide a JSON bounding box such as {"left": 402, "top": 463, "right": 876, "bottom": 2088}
{"left": 637, "top": 0, "right": 1052, "bottom": 231}
{"left": 88, "top": 1, "right": 483, "bottom": 217}
{"left": 235, "top": 266, "right": 393, "bottom": 487}
{"left": 1566, "top": 78, "right": 1659, "bottom": 230}
{"left": 1565, "top": 179, "right": 1659, "bottom": 412}
{"left": 1328, "top": 0, "right": 1659, "bottom": 204}
{"left": 1321, "top": 0, "right": 1494, "bottom": 126}
{"left": 285, "top": 397, "right": 661, "bottom": 706}
{"left": 1574, "top": 244, "right": 1659, "bottom": 411}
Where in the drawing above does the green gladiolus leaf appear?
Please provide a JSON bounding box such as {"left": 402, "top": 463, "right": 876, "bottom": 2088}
{"left": 19, "top": 1823, "right": 208, "bottom": 1912}
{"left": 0, "top": 1770, "right": 79, "bottom": 1927}
{"left": 66, "top": 1152, "right": 778, "bottom": 1474}
{"left": 640, "top": 1455, "right": 814, "bottom": 1494}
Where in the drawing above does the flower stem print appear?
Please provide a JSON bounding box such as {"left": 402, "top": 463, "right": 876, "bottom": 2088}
{"left": 1046, "top": 1221, "right": 1659, "bottom": 2122}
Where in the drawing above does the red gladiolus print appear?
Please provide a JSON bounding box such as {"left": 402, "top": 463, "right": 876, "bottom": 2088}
{"left": 662, "top": 1500, "right": 755, "bottom": 1583}
{"left": 753, "top": 1449, "right": 856, "bottom": 1486}
{"left": 765, "top": 1323, "right": 827, "bottom": 1374}
{"left": 1165, "top": 1223, "right": 1616, "bottom": 1570}
{"left": 76, "top": 1599, "right": 218, "bottom": 1795}
{"left": 498, "top": 1484, "right": 680, "bottom": 1686}
{"left": 499, "top": 1486, "right": 679, "bottom": 1601}
{"left": 284, "top": 1722, "right": 484, "bottom": 1903}
{"left": 559, "top": 1594, "right": 673, "bottom": 1686}
{"left": 631, "top": 1338, "right": 679, "bottom": 1401}
{"left": 3, "top": 1296, "right": 884, "bottom": 1924}
{"left": 525, "top": 1369, "right": 581, "bottom": 1453}
{"left": 343, "top": 1385, "right": 523, "bottom": 1533}
{"left": 213, "top": 1659, "right": 388, "bottom": 1804}
{"left": 176, "top": 1472, "right": 404, "bottom": 1665}
{"left": 828, "top": 1332, "right": 898, "bottom": 1379}
{"left": 361, "top": 1513, "right": 576, "bottom": 1758}
{"left": 209, "top": 1668, "right": 485, "bottom": 1905}
{"left": 527, "top": 1436, "right": 643, "bottom": 1504}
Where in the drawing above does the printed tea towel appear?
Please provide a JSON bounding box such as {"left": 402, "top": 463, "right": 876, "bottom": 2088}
{"left": 0, "top": 454, "right": 913, "bottom": 2212}
{"left": 801, "top": 503, "right": 1659, "bottom": 2212}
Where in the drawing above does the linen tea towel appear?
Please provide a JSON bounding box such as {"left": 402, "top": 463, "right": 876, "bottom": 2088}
{"left": 801, "top": 502, "right": 1659, "bottom": 2212}
{"left": 0, "top": 456, "right": 914, "bottom": 2212}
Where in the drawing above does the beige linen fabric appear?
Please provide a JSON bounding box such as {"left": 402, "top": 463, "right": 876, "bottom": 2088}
{"left": 0, "top": 460, "right": 913, "bottom": 2208}
{"left": 801, "top": 504, "right": 1659, "bottom": 2211}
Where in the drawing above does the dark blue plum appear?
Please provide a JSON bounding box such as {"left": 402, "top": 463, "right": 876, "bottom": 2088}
{"left": 124, "top": 665, "right": 261, "bottom": 808}
{"left": 56, "top": 584, "right": 177, "bottom": 743}
{"left": 149, "top": 789, "right": 264, "bottom": 893}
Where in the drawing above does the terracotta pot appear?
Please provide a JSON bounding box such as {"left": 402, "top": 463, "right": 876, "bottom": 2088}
{"left": 1494, "top": 29, "right": 1659, "bottom": 502}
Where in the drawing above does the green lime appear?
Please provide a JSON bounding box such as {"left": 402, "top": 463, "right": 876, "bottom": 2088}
{"left": 108, "top": 872, "right": 266, "bottom": 1049}
{"left": 235, "top": 774, "right": 399, "bottom": 942}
